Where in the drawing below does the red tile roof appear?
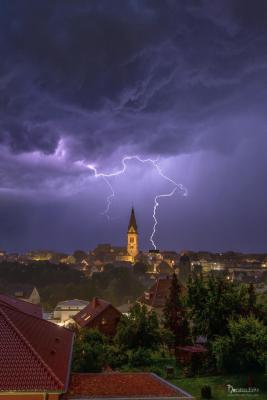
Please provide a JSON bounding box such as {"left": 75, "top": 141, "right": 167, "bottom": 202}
{"left": 73, "top": 297, "right": 120, "bottom": 328}
{"left": 139, "top": 277, "right": 186, "bottom": 309}
{"left": 0, "top": 302, "right": 73, "bottom": 392}
{"left": 63, "top": 372, "right": 193, "bottom": 399}
{"left": 0, "top": 293, "right": 43, "bottom": 318}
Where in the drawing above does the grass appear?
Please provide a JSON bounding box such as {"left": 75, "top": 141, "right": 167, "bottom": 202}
{"left": 170, "top": 373, "right": 267, "bottom": 400}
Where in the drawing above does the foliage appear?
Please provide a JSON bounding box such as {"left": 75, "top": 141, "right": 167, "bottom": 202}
{"left": 212, "top": 316, "right": 267, "bottom": 372}
{"left": 133, "top": 262, "right": 147, "bottom": 275}
{"left": 170, "top": 373, "right": 267, "bottom": 400}
{"left": 187, "top": 274, "right": 260, "bottom": 340}
{"left": 201, "top": 385, "right": 212, "bottom": 399}
{"left": 0, "top": 262, "right": 145, "bottom": 310}
{"left": 163, "top": 273, "right": 190, "bottom": 346}
{"left": 128, "top": 347, "right": 153, "bottom": 367}
{"left": 72, "top": 329, "right": 108, "bottom": 372}
{"left": 115, "top": 303, "right": 161, "bottom": 351}
{"left": 178, "top": 254, "right": 191, "bottom": 284}
{"left": 0, "top": 261, "right": 83, "bottom": 287}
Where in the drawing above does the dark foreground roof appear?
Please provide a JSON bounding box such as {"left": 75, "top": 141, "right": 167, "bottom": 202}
{"left": 63, "top": 372, "right": 193, "bottom": 399}
{"left": 0, "top": 293, "right": 42, "bottom": 318}
{"left": 0, "top": 301, "right": 73, "bottom": 392}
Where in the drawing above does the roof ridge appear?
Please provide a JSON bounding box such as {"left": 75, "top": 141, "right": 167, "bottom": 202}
{"left": 0, "top": 299, "right": 70, "bottom": 332}
{"left": 0, "top": 305, "right": 64, "bottom": 390}
{"left": 0, "top": 294, "right": 42, "bottom": 310}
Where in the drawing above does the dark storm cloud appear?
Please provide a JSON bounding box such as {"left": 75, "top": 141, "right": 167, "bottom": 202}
{"left": 1, "top": 0, "right": 267, "bottom": 252}
{"left": 1, "top": 0, "right": 267, "bottom": 161}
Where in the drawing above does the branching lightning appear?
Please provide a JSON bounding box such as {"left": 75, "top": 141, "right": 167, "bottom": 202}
{"left": 85, "top": 156, "right": 187, "bottom": 249}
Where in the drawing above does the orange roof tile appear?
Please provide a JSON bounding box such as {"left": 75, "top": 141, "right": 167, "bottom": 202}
{"left": 63, "top": 372, "right": 193, "bottom": 399}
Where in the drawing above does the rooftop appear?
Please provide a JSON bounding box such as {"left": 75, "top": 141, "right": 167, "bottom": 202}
{"left": 73, "top": 297, "right": 120, "bottom": 328}
{"left": 62, "top": 372, "right": 193, "bottom": 399}
{"left": 0, "top": 294, "right": 43, "bottom": 318}
{"left": 139, "top": 277, "right": 186, "bottom": 309}
{"left": 0, "top": 301, "right": 73, "bottom": 392}
{"left": 56, "top": 299, "right": 89, "bottom": 309}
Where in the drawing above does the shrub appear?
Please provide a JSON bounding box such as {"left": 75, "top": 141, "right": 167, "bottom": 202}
{"left": 128, "top": 348, "right": 153, "bottom": 367}
{"left": 201, "top": 385, "right": 212, "bottom": 399}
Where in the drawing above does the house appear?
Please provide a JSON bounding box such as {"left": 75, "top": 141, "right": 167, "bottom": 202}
{"left": 62, "top": 372, "right": 193, "bottom": 399}
{"left": 73, "top": 297, "right": 122, "bottom": 336}
{"left": 7, "top": 284, "right": 41, "bottom": 304}
{"left": 0, "top": 293, "right": 43, "bottom": 318}
{"left": 138, "top": 276, "right": 186, "bottom": 316}
{"left": 53, "top": 299, "right": 89, "bottom": 325}
{"left": 175, "top": 345, "right": 208, "bottom": 373}
{"left": 0, "top": 297, "right": 74, "bottom": 399}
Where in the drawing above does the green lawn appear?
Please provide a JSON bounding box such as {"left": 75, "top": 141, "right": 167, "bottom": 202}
{"left": 170, "top": 373, "right": 267, "bottom": 400}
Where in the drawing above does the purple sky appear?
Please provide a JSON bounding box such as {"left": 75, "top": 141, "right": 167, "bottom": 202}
{"left": 0, "top": 1, "right": 267, "bottom": 253}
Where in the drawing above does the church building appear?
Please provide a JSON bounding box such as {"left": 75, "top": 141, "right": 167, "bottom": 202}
{"left": 90, "top": 207, "right": 139, "bottom": 265}
{"left": 127, "top": 207, "right": 139, "bottom": 259}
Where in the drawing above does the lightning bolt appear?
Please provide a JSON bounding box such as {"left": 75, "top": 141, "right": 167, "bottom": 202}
{"left": 84, "top": 156, "right": 187, "bottom": 249}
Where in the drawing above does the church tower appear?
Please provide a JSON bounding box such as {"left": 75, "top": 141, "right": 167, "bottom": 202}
{"left": 127, "top": 207, "right": 139, "bottom": 259}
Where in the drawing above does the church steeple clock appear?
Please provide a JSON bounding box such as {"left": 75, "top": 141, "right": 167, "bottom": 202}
{"left": 127, "top": 207, "right": 139, "bottom": 259}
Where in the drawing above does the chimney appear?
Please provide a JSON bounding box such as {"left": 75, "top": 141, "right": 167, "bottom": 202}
{"left": 92, "top": 297, "right": 99, "bottom": 308}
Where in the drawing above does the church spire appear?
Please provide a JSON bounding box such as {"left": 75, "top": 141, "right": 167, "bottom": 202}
{"left": 127, "top": 207, "right": 139, "bottom": 259}
{"left": 128, "top": 207, "right": 138, "bottom": 232}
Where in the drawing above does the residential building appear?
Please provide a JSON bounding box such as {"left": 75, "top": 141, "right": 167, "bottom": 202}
{"left": 127, "top": 207, "right": 139, "bottom": 260}
{"left": 73, "top": 297, "right": 122, "bottom": 336}
{"left": 138, "top": 276, "right": 186, "bottom": 316}
{"left": 53, "top": 299, "right": 89, "bottom": 325}
{"left": 7, "top": 284, "right": 41, "bottom": 304}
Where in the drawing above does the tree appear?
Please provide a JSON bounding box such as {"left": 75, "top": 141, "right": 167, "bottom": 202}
{"left": 73, "top": 250, "right": 88, "bottom": 263}
{"left": 212, "top": 316, "right": 267, "bottom": 372}
{"left": 115, "top": 303, "right": 161, "bottom": 350}
{"left": 163, "top": 273, "right": 190, "bottom": 346}
{"left": 133, "top": 262, "right": 147, "bottom": 275}
{"left": 72, "top": 329, "right": 108, "bottom": 372}
{"left": 178, "top": 254, "right": 191, "bottom": 284}
{"left": 247, "top": 283, "right": 257, "bottom": 314}
{"left": 187, "top": 274, "right": 248, "bottom": 340}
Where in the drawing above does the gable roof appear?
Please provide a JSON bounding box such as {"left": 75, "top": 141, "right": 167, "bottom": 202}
{"left": 62, "top": 372, "right": 193, "bottom": 399}
{"left": 0, "top": 302, "right": 73, "bottom": 392}
{"left": 56, "top": 299, "right": 89, "bottom": 310}
{"left": 0, "top": 294, "right": 43, "bottom": 318}
{"left": 7, "top": 283, "right": 38, "bottom": 299}
{"left": 139, "top": 277, "right": 186, "bottom": 308}
{"left": 73, "top": 297, "right": 121, "bottom": 328}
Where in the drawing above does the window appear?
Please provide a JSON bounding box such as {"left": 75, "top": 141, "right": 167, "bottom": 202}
{"left": 130, "top": 237, "right": 134, "bottom": 243}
